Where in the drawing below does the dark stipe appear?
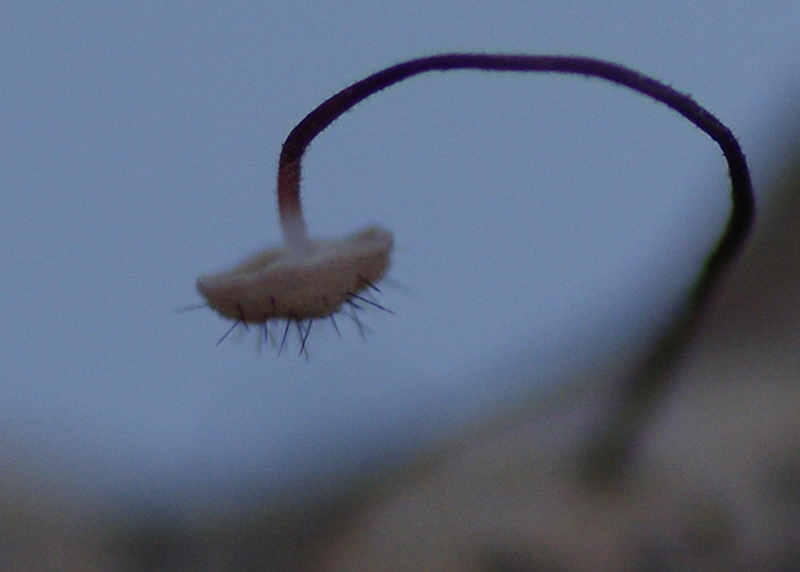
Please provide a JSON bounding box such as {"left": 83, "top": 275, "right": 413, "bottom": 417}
{"left": 275, "top": 53, "right": 755, "bottom": 483}
{"left": 298, "top": 320, "right": 313, "bottom": 358}
{"left": 216, "top": 320, "right": 240, "bottom": 346}
{"left": 278, "top": 318, "right": 293, "bottom": 356}
{"left": 348, "top": 292, "right": 395, "bottom": 314}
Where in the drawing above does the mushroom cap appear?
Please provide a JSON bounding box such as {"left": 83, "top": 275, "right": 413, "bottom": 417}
{"left": 197, "top": 225, "right": 393, "bottom": 323}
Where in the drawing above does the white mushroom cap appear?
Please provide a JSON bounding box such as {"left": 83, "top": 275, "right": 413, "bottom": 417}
{"left": 197, "top": 225, "right": 393, "bottom": 323}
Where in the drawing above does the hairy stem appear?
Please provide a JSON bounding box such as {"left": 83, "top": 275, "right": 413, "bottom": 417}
{"left": 277, "top": 53, "right": 754, "bottom": 481}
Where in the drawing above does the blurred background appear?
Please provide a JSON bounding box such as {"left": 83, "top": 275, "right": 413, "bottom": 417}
{"left": 2, "top": 2, "right": 800, "bottom": 570}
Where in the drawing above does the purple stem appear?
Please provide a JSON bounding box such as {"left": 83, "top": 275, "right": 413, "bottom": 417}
{"left": 277, "top": 53, "right": 755, "bottom": 480}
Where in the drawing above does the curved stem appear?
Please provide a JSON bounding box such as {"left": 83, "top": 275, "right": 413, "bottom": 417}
{"left": 278, "top": 53, "right": 755, "bottom": 480}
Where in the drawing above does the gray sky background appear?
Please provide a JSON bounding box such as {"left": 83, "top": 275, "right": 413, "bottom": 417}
{"left": 3, "top": 2, "right": 800, "bottom": 516}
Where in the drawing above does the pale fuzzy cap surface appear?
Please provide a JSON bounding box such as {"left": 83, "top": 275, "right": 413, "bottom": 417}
{"left": 196, "top": 225, "right": 393, "bottom": 322}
